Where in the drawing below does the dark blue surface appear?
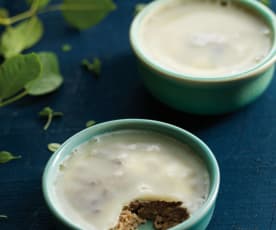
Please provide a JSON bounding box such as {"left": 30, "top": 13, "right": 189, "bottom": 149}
{"left": 0, "top": 0, "right": 276, "bottom": 229}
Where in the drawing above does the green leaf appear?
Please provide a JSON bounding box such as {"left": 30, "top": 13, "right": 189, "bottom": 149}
{"left": 39, "top": 106, "right": 63, "bottom": 130}
{"left": 134, "top": 3, "right": 147, "bottom": 15}
{"left": 48, "top": 143, "right": 61, "bottom": 153}
{"left": 86, "top": 120, "right": 96, "bottom": 127}
{"left": 82, "top": 58, "right": 101, "bottom": 77}
{"left": 26, "top": 0, "right": 51, "bottom": 9}
{"left": 61, "top": 44, "right": 72, "bottom": 52}
{"left": 25, "top": 52, "right": 63, "bottom": 95}
{"left": 61, "top": 0, "right": 116, "bottom": 30}
{"left": 0, "top": 8, "right": 9, "bottom": 18}
{"left": 0, "top": 151, "right": 21, "bottom": 164}
{"left": 260, "top": 0, "right": 271, "bottom": 6}
{"left": 0, "top": 17, "right": 44, "bottom": 58}
{"left": 0, "top": 53, "right": 41, "bottom": 103}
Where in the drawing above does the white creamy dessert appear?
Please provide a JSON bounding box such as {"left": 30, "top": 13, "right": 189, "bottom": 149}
{"left": 139, "top": 0, "right": 272, "bottom": 76}
{"left": 54, "top": 130, "right": 210, "bottom": 230}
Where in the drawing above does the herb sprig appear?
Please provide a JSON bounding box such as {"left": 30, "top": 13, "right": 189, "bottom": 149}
{"left": 260, "top": 0, "right": 271, "bottom": 6}
{"left": 39, "top": 107, "right": 63, "bottom": 130}
{"left": 86, "top": 120, "right": 96, "bottom": 128}
{"left": 48, "top": 143, "right": 61, "bottom": 153}
{"left": 0, "top": 0, "right": 116, "bottom": 107}
{"left": 82, "top": 58, "right": 102, "bottom": 77}
{"left": 62, "top": 44, "right": 72, "bottom": 52}
{"left": 0, "top": 151, "right": 21, "bottom": 164}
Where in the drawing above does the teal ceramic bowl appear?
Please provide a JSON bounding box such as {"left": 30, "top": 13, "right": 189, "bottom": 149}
{"left": 130, "top": 0, "right": 276, "bottom": 115}
{"left": 42, "top": 119, "right": 220, "bottom": 230}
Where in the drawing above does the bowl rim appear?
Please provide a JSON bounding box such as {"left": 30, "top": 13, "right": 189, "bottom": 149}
{"left": 42, "top": 119, "right": 220, "bottom": 230}
{"left": 130, "top": 0, "right": 276, "bottom": 83}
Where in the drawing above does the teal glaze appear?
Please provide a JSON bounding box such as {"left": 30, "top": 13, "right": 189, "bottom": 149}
{"left": 139, "top": 62, "right": 275, "bottom": 115}
{"left": 42, "top": 119, "right": 220, "bottom": 230}
{"left": 130, "top": 0, "right": 276, "bottom": 115}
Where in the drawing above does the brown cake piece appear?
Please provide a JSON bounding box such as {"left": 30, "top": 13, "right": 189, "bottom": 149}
{"left": 111, "top": 200, "right": 190, "bottom": 230}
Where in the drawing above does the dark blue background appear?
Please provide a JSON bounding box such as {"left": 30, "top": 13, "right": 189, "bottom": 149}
{"left": 0, "top": 0, "right": 275, "bottom": 229}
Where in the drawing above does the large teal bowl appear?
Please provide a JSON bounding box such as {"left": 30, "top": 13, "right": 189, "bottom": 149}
{"left": 42, "top": 119, "right": 220, "bottom": 230}
{"left": 130, "top": 0, "right": 276, "bottom": 115}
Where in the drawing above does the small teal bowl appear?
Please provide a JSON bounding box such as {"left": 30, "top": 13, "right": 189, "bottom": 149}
{"left": 130, "top": 0, "right": 276, "bottom": 115}
{"left": 42, "top": 119, "right": 220, "bottom": 230}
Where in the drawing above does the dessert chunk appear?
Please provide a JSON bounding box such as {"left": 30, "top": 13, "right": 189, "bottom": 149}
{"left": 111, "top": 200, "right": 190, "bottom": 230}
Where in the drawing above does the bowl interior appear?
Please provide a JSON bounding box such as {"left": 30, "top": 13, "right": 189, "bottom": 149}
{"left": 130, "top": 0, "right": 276, "bottom": 82}
{"left": 43, "top": 119, "right": 220, "bottom": 229}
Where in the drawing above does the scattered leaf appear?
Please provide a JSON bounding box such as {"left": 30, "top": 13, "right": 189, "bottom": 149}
{"left": 25, "top": 52, "right": 63, "bottom": 95}
{"left": 260, "top": 0, "right": 271, "bottom": 6}
{"left": 39, "top": 107, "right": 63, "bottom": 130}
{"left": 48, "top": 143, "right": 61, "bottom": 153}
{"left": 0, "top": 17, "right": 44, "bottom": 58}
{"left": 82, "top": 58, "right": 101, "bottom": 77}
{"left": 0, "top": 151, "right": 21, "bottom": 164}
{"left": 86, "top": 120, "right": 96, "bottom": 127}
{"left": 0, "top": 8, "right": 9, "bottom": 18}
{"left": 134, "top": 3, "right": 147, "bottom": 15}
{"left": 61, "top": 44, "right": 72, "bottom": 52}
{"left": 0, "top": 53, "right": 41, "bottom": 105}
{"left": 61, "top": 0, "right": 116, "bottom": 30}
{"left": 26, "top": 0, "right": 52, "bottom": 10}
{"left": 0, "top": 215, "right": 8, "bottom": 219}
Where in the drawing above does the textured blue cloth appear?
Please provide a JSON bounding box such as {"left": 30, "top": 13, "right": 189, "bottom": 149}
{"left": 0, "top": 0, "right": 275, "bottom": 229}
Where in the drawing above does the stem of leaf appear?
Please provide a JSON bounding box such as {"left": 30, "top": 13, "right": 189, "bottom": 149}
{"left": 44, "top": 113, "right": 53, "bottom": 131}
{"left": 0, "top": 18, "right": 11, "bottom": 26}
{"left": 0, "top": 0, "right": 41, "bottom": 26}
{"left": 0, "top": 2, "right": 113, "bottom": 26}
{"left": 30, "top": 0, "right": 41, "bottom": 12}
{"left": 12, "top": 155, "right": 22, "bottom": 160}
{"left": 9, "top": 10, "right": 36, "bottom": 25}
{"left": 0, "top": 91, "right": 28, "bottom": 107}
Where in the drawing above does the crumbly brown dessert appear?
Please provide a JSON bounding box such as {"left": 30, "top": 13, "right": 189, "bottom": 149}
{"left": 111, "top": 200, "right": 189, "bottom": 230}
{"left": 110, "top": 210, "right": 146, "bottom": 230}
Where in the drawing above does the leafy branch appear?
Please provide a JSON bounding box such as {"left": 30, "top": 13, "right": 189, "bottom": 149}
{"left": 0, "top": 0, "right": 116, "bottom": 107}
{"left": 0, "top": 0, "right": 116, "bottom": 28}
{"left": 39, "top": 107, "right": 63, "bottom": 130}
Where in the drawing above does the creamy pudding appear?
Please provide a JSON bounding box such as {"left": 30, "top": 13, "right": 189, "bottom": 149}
{"left": 54, "top": 130, "right": 210, "bottom": 230}
{"left": 139, "top": 0, "right": 272, "bottom": 77}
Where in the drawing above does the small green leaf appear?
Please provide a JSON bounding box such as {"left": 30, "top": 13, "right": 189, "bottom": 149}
{"left": 0, "top": 17, "right": 44, "bottom": 58}
{"left": 48, "top": 143, "right": 61, "bottom": 153}
{"left": 82, "top": 58, "right": 101, "bottom": 77}
{"left": 0, "top": 214, "right": 8, "bottom": 219}
{"left": 61, "top": 44, "right": 72, "bottom": 52}
{"left": 39, "top": 107, "right": 63, "bottom": 130}
{"left": 86, "top": 120, "right": 96, "bottom": 127}
{"left": 134, "top": 3, "right": 147, "bottom": 15}
{"left": 0, "top": 151, "right": 21, "bottom": 164}
{"left": 0, "top": 8, "right": 9, "bottom": 18}
{"left": 25, "top": 52, "right": 63, "bottom": 95}
{"left": 26, "top": 0, "right": 52, "bottom": 9}
{"left": 61, "top": 0, "right": 116, "bottom": 30}
{"left": 260, "top": 0, "right": 271, "bottom": 6}
{"left": 0, "top": 53, "right": 41, "bottom": 103}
